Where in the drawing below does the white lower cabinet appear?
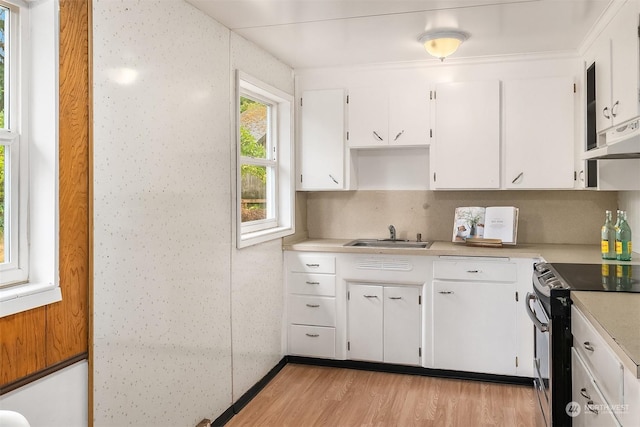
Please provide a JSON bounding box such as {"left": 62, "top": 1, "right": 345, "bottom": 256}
{"left": 347, "top": 283, "right": 421, "bottom": 366}
{"left": 433, "top": 280, "right": 517, "bottom": 375}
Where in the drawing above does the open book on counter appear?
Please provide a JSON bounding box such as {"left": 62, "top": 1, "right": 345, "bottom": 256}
{"left": 452, "top": 206, "right": 519, "bottom": 245}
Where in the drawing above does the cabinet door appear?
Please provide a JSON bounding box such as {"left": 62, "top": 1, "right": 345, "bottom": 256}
{"left": 433, "top": 80, "right": 500, "bottom": 189}
{"left": 383, "top": 286, "right": 421, "bottom": 365}
{"left": 299, "top": 89, "right": 346, "bottom": 190}
{"left": 348, "top": 87, "right": 388, "bottom": 147}
{"left": 504, "top": 77, "right": 574, "bottom": 189}
{"left": 609, "top": 0, "right": 640, "bottom": 126}
{"left": 348, "top": 284, "right": 383, "bottom": 362}
{"left": 590, "top": 35, "right": 614, "bottom": 133}
{"left": 388, "top": 86, "right": 430, "bottom": 146}
{"left": 433, "top": 280, "right": 516, "bottom": 375}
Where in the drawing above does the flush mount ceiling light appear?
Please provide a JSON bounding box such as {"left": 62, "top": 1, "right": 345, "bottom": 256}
{"left": 418, "top": 30, "right": 470, "bottom": 61}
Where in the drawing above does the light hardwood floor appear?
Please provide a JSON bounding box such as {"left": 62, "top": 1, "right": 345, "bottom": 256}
{"left": 226, "top": 364, "right": 539, "bottom": 426}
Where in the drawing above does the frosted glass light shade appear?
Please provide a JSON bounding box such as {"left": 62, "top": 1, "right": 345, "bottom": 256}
{"left": 418, "top": 30, "right": 469, "bottom": 61}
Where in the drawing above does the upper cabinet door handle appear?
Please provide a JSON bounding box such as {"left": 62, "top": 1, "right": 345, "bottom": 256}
{"left": 329, "top": 174, "right": 339, "bottom": 184}
{"left": 612, "top": 100, "right": 620, "bottom": 117}
{"left": 373, "top": 131, "right": 384, "bottom": 141}
{"left": 511, "top": 172, "right": 524, "bottom": 184}
{"left": 393, "top": 130, "right": 405, "bottom": 141}
{"left": 603, "top": 106, "right": 611, "bottom": 119}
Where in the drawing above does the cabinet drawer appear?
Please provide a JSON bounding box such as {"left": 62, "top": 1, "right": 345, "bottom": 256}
{"left": 289, "top": 295, "right": 336, "bottom": 327}
{"left": 289, "top": 325, "right": 336, "bottom": 359}
{"left": 572, "top": 348, "right": 622, "bottom": 426}
{"left": 433, "top": 260, "right": 517, "bottom": 282}
{"left": 289, "top": 272, "right": 336, "bottom": 296}
{"left": 288, "top": 254, "right": 336, "bottom": 274}
{"left": 572, "top": 306, "right": 624, "bottom": 408}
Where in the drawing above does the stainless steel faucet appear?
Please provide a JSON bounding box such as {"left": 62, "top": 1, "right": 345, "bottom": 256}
{"left": 388, "top": 225, "right": 396, "bottom": 240}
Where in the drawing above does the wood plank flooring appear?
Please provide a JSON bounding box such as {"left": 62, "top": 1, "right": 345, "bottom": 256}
{"left": 226, "top": 364, "right": 539, "bottom": 426}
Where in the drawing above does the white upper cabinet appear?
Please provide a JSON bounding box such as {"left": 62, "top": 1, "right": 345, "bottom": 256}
{"left": 586, "top": 0, "right": 640, "bottom": 133}
{"left": 503, "top": 77, "right": 575, "bottom": 189}
{"left": 432, "top": 80, "right": 501, "bottom": 189}
{"left": 348, "top": 85, "right": 430, "bottom": 148}
{"left": 298, "top": 89, "right": 350, "bottom": 191}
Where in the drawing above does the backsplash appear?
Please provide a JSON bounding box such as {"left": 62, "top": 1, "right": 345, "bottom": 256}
{"left": 303, "top": 190, "right": 619, "bottom": 245}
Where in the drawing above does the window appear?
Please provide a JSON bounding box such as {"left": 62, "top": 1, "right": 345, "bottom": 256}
{"left": 236, "top": 71, "right": 294, "bottom": 248}
{"left": 0, "top": 0, "right": 60, "bottom": 317}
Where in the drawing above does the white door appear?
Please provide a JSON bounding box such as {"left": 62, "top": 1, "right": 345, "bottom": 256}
{"left": 433, "top": 80, "right": 500, "bottom": 189}
{"left": 383, "top": 286, "right": 421, "bottom": 365}
{"left": 503, "top": 77, "right": 574, "bottom": 189}
{"left": 433, "top": 280, "right": 517, "bottom": 375}
{"left": 388, "top": 85, "right": 430, "bottom": 147}
{"left": 299, "top": 89, "right": 345, "bottom": 190}
{"left": 348, "top": 284, "right": 383, "bottom": 362}
{"left": 348, "top": 87, "right": 388, "bottom": 147}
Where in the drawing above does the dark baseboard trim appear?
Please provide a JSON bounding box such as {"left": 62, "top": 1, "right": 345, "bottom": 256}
{"left": 0, "top": 352, "right": 88, "bottom": 395}
{"left": 212, "top": 356, "right": 288, "bottom": 427}
{"left": 214, "top": 355, "right": 533, "bottom": 425}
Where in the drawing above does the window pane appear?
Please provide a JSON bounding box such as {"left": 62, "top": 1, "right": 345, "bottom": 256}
{"left": 240, "top": 96, "right": 268, "bottom": 160}
{"left": 0, "top": 144, "right": 5, "bottom": 264}
{"left": 241, "top": 164, "right": 271, "bottom": 223}
{"left": 0, "top": 6, "right": 6, "bottom": 130}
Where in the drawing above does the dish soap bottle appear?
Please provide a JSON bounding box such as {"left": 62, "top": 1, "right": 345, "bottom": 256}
{"left": 616, "top": 210, "right": 632, "bottom": 261}
{"left": 601, "top": 210, "right": 616, "bottom": 260}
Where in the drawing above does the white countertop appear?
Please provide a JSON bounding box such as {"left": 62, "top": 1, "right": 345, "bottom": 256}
{"left": 284, "top": 238, "right": 640, "bottom": 377}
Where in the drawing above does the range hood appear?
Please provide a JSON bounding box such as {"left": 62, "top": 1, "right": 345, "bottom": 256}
{"left": 583, "top": 117, "right": 640, "bottom": 160}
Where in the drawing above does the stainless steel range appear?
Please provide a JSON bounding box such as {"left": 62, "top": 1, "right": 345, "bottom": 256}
{"left": 527, "top": 262, "right": 639, "bottom": 426}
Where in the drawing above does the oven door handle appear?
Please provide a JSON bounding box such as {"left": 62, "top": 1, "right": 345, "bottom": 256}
{"left": 526, "top": 292, "right": 549, "bottom": 332}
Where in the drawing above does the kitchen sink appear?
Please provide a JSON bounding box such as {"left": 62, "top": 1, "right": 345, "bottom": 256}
{"left": 343, "top": 239, "right": 433, "bottom": 249}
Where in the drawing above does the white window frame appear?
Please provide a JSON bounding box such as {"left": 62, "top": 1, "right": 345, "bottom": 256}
{"left": 0, "top": 0, "right": 61, "bottom": 317}
{"left": 236, "top": 71, "right": 294, "bottom": 248}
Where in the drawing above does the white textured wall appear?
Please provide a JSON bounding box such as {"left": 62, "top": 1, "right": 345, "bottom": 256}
{"left": 229, "top": 33, "right": 292, "bottom": 400}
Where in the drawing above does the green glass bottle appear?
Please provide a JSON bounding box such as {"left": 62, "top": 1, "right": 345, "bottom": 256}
{"left": 601, "top": 210, "right": 616, "bottom": 260}
{"left": 616, "top": 210, "right": 632, "bottom": 261}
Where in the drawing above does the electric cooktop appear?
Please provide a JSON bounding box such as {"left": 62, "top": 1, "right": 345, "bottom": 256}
{"left": 549, "top": 262, "right": 640, "bottom": 292}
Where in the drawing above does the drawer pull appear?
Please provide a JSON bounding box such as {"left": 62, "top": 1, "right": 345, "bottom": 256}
{"left": 305, "top": 333, "right": 320, "bottom": 338}
{"left": 388, "top": 296, "right": 402, "bottom": 300}
{"left": 306, "top": 304, "right": 320, "bottom": 308}
{"left": 466, "top": 270, "right": 481, "bottom": 273}
{"left": 305, "top": 263, "right": 320, "bottom": 268}
{"left": 583, "top": 341, "right": 595, "bottom": 352}
{"left": 580, "top": 388, "right": 591, "bottom": 399}
{"left": 439, "top": 291, "right": 454, "bottom": 294}
{"left": 363, "top": 295, "right": 378, "bottom": 299}
{"left": 586, "top": 400, "right": 599, "bottom": 414}
{"left": 305, "top": 281, "right": 320, "bottom": 285}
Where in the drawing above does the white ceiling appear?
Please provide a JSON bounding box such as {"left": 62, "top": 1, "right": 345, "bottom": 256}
{"left": 186, "top": 0, "right": 614, "bottom": 69}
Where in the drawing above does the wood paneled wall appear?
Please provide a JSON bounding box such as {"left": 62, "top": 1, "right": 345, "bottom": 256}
{"left": 0, "top": 0, "right": 90, "bottom": 390}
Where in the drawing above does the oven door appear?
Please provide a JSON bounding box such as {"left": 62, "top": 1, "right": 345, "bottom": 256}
{"left": 526, "top": 292, "right": 550, "bottom": 427}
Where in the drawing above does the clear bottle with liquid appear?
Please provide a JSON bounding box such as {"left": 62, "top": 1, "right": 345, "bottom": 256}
{"left": 601, "top": 210, "right": 616, "bottom": 260}
{"left": 616, "top": 210, "right": 632, "bottom": 261}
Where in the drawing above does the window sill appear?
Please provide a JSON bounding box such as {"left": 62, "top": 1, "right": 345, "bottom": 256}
{"left": 0, "top": 282, "right": 62, "bottom": 317}
{"left": 238, "top": 225, "right": 294, "bottom": 249}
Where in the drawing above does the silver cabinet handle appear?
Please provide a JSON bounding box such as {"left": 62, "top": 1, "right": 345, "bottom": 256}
{"left": 393, "top": 130, "right": 405, "bottom": 141}
{"left": 373, "top": 131, "right": 383, "bottom": 141}
{"left": 466, "top": 270, "right": 481, "bottom": 273}
{"left": 305, "top": 263, "right": 320, "bottom": 268}
{"left": 329, "top": 174, "right": 339, "bottom": 184}
{"left": 586, "top": 401, "right": 599, "bottom": 414}
{"left": 612, "top": 100, "right": 619, "bottom": 117}
{"left": 305, "top": 333, "right": 319, "bottom": 338}
{"left": 306, "top": 304, "right": 320, "bottom": 308}
{"left": 579, "top": 170, "right": 585, "bottom": 182}
{"left": 388, "top": 296, "right": 402, "bottom": 300}
{"left": 511, "top": 172, "right": 524, "bottom": 184}
{"left": 603, "top": 106, "right": 611, "bottom": 119}
{"left": 580, "top": 388, "right": 591, "bottom": 399}
{"left": 438, "top": 291, "right": 454, "bottom": 294}
{"left": 363, "top": 295, "right": 378, "bottom": 298}
{"left": 583, "top": 341, "right": 595, "bottom": 352}
{"left": 305, "top": 281, "right": 320, "bottom": 285}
